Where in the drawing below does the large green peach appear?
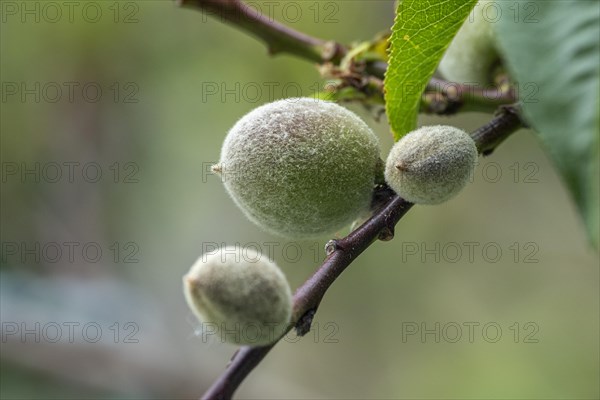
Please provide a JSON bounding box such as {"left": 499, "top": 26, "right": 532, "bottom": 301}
{"left": 213, "top": 98, "right": 381, "bottom": 239}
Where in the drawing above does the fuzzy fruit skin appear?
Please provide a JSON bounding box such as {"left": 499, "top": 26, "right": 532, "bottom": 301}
{"left": 183, "top": 247, "right": 292, "bottom": 346}
{"left": 385, "top": 125, "right": 477, "bottom": 205}
{"left": 438, "top": 1, "right": 499, "bottom": 85}
{"left": 215, "top": 97, "right": 381, "bottom": 239}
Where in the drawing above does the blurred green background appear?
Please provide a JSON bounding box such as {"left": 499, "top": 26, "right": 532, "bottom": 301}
{"left": 1, "top": 1, "right": 598, "bottom": 399}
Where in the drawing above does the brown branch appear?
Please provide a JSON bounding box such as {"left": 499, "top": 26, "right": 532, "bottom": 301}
{"left": 471, "top": 104, "right": 525, "bottom": 155}
{"left": 366, "top": 61, "right": 517, "bottom": 114}
{"left": 179, "top": 2, "right": 516, "bottom": 116}
{"left": 177, "top": 0, "right": 345, "bottom": 63}
{"left": 423, "top": 77, "right": 517, "bottom": 114}
{"left": 200, "top": 105, "right": 525, "bottom": 400}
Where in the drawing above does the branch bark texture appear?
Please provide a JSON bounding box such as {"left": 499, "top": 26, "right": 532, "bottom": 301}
{"left": 178, "top": 0, "right": 345, "bottom": 62}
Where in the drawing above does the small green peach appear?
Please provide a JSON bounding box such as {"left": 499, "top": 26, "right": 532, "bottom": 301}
{"left": 438, "top": 0, "right": 500, "bottom": 85}
{"left": 183, "top": 246, "right": 292, "bottom": 346}
{"left": 385, "top": 125, "right": 477, "bottom": 204}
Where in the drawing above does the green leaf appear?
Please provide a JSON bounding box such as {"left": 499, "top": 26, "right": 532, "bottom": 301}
{"left": 496, "top": 1, "right": 600, "bottom": 248}
{"left": 385, "top": 0, "right": 477, "bottom": 141}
